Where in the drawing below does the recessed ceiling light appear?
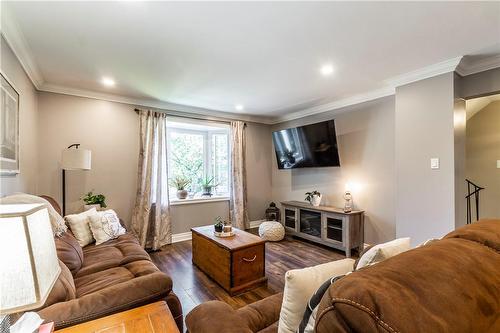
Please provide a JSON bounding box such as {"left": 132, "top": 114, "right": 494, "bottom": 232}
{"left": 320, "top": 64, "right": 334, "bottom": 76}
{"left": 101, "top": 77, "right": 115, "bottom": 87}
{"left": 235, "top": 104, "right": 244, "bottom": 111}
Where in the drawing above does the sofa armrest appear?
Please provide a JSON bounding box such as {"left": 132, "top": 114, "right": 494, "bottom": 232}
{"left": 186, "top": 301, "right": 253, "bottom": 333}
{"left": 38, "top": 272, "right": 171, "bottom": 328}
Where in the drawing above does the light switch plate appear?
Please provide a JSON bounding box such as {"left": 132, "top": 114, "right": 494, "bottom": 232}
{"left": 431, "top": 158, "right": 440, "bottom": 169}
{"left": 497, "top": 160, "right": 500, "bottom": 169}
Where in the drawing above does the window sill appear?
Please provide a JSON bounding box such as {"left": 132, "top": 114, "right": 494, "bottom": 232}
{"left": 169, "top": 196, "right": 230, "bottom": 206}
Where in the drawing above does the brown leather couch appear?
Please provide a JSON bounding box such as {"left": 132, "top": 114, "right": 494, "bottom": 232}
{"left": 36, "top": 196, "right": 183, "bottom": 331}
{"left": 186, "top": 219, "right": 500, "bottom": 333}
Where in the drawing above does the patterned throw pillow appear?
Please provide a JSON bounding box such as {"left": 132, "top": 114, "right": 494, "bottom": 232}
{"left": 89, "top": 209, "right": 126, "bottom": 245}
{"left": 297, "top": 274, "right": 346, "bottom": 333}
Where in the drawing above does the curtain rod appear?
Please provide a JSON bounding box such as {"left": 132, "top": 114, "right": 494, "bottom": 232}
{"left": 134, "top": 108, "right": 247, "bottom": 126}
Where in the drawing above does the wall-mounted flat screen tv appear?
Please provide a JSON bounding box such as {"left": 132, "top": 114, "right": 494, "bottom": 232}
{"left": 272, "top": 120, "right": 340, "bottom": 169}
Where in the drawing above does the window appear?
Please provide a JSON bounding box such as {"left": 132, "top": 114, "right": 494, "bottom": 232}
{"left": 167, "top": 118, "right": 230, "bottom": 202}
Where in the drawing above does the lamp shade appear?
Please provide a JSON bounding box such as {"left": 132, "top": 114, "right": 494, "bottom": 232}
{"left": 62, "top": 148, "right": 91, "bottom": 170}
{"left": 0, "top": 204, "right": 61, "bottom": 314}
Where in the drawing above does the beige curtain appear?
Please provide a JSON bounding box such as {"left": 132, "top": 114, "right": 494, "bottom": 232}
{"left": 131, "top": 110, "right": 172, "bottom": 250}
{"left": 230, "top": 121, "right": 249, "bottom": 229}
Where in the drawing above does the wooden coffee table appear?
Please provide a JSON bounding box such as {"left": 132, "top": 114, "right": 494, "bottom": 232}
{"left": 191, "top": 225, "right": 267, "bottom": 295}
{"left": 55, "top": 301, "right": 179, "bottom": 333}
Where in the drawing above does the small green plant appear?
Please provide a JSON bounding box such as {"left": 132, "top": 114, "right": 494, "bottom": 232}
{"left": 200, "top": 176, "right": 218, "bottom": 189}
{"left": 169, "top": 176, "right": 191, "bottom": 190}
{"left": 305, "top": 190, "right": 321, "bottom": 204}
{"left": 81, "top": 191, "right": 107, "bottom": 208}
{"left": 214, "top": 216, "right": 225, "bottom": 232}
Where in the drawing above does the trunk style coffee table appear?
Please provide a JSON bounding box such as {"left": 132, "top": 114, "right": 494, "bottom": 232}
{"left": 191, "top": 225, "right": 267, "bottom": 295}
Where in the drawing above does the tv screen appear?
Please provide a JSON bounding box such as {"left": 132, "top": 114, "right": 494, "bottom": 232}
{"left": 272, "top": 120, "right": 340, "bottom": 169}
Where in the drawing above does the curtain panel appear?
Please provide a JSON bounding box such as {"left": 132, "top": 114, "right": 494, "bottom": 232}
{"left": 131, "top": 110, "right": 172, "bottom": 250}
{"left": 230, "top": 121, "right": 249, "bottom": 229}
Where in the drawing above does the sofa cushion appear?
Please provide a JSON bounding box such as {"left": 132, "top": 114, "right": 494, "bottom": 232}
{"left": 55, "top": 232, "right": 84, "bottom": 275}
{"left": 75, "top": 260, "right": 161, "bottom": 297}
{"left": 278, "top": 258, "right": 355, "bottom": 333}
{"left": 354, "top": 237, "right": 410, "bottom": 270}
{"left": 315, "top": 236, "right": 500, "bottom": 333}
{"left": 238, "top": 292, "right": 283, "bottom": 332}
{"left": 42, "top": 260, "right": 76, "bottom": 308}
{"left": 65, "top": 208, "right": 98, "bottom": 247}
{"left": 76, "top": 233, "right": 151, "bottom": 278}
{"left": 444, "top": 219, "right": 500, "bottom": 251}
{"left": 89, "top": 209, "right": 126, "bottom": 245}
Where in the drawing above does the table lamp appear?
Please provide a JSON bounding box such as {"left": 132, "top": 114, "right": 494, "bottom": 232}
{"left": 61, "top": 144, "right": 91, "bottom": 215}
{"left": 0, "top": 204, "right": 61, "bottom": 330}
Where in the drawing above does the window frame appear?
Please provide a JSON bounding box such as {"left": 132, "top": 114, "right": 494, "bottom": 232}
{"left": 166, "top": 120, "right": 231, "bottom": 204}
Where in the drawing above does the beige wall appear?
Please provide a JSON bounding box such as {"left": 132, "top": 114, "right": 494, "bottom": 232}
{"left": 0, "top": 36, "right": 39, "bottom": 196}
{"left": 36, "top": 91, "right": 272, "bottom": 233}
{"left": 271, "top": 97, "right": 396, "bottom": 244}
{"left": 466, "top": 100, "right": 500, "bottom": 219}
{"left": 395, "top": 73, "right": 456, "bottom": 246}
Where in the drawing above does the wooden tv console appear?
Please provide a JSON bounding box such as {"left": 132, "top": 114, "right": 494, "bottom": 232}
{"left": 280, "top": 201, "right": 364, "bottom": 257}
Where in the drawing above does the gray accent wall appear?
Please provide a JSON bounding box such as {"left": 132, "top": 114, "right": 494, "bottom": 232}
{"left": 271, "top": 96, "right": 396, "bottom": 244}
{"left": 36, "top": 91, "right": 272, "bottom": 233}
{"left": 0, "top": 36, "right": 39, "bottom": 196}
{"left": 395, "top": 73, "right": 456, "bottom": 246}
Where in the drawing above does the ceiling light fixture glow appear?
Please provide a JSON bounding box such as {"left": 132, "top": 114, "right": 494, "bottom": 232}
{"left": 101, "top": 77, "right": 115, "bottom": 87}
{"left": 235, "top": 104, "right": 244, "bottom": 111}
{"left": 320, "top": 64, "right": 334, "bottom": 76}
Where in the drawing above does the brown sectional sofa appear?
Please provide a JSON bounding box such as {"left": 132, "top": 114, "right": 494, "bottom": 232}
{"left": 36, "top": 196, "right": 183, "bottom": 331}
{"left": 186, "top": 219, "right": 500, "bottom": 333}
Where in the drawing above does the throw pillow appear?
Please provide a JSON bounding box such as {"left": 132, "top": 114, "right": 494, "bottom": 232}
{"left": 89, "top": 209, "right": 126, "bottom": 245}
{"left": 355, "top": 237, "right": 411, "bottom": 270}
{"left": 0, "top": 193, "right": 67, "bottom": 236}
{"left": 65, "top": 208, "right": 98, "bottom": 247}
{"left": 277, "top": 258, "right": 355, "bottom": 333}
{"left": 298, "top": 274, "right": 346, "bottom": 333}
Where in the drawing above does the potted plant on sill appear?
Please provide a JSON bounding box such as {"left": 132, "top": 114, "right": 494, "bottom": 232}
{"left": 200, "top": 176, "right": 218, "bottom": 197}
{"left": 170, "top": 176, "right": 191, "bottom": 199}
{"left": 82, "top": 191, "right": 107, "bottom": 211}
{"left": 305, "top": 190, "right": 322, "bottom": 207}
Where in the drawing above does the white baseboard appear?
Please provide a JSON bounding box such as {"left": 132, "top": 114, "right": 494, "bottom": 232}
{"left": 248, "top": 219, "right": 267, "bottom": 229}
{"left": 172, "top": 231, "right": 192, "bottom": 243}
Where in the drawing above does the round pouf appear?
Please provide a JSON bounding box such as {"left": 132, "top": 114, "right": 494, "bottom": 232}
{"left": 258, "top": 221, "right": 285, "bottom": 241}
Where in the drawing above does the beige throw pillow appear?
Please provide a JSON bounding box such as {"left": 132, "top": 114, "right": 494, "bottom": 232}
{"left": 0, "top": 193, "right": 67, "bottom": 236}
{"left": 65, "top": 208, "right": 98, "bottom": 246}
{"left": 355, "top": 237, "right": 411, "bottom": 270}
{"left": 89, "top": 209, "right": 126, "bottom": 245}
{"left": 277, "top": 258, "right": 355, "bottom": 333}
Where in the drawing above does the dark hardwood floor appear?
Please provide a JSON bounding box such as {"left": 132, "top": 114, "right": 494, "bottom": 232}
{"left": 150, "top": 231, "right": 347, "bottom": 320}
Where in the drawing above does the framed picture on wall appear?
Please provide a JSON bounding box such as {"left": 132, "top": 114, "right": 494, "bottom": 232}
{"left": 1, "top": 72, "right": 20, "bottom": 175}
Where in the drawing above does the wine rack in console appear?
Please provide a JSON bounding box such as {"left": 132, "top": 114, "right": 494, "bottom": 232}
{"left": 281, "top": 201, "right": 364, "bottom": 257}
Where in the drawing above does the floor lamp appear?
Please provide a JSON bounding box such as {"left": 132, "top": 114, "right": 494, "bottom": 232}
{"left": 61, "top": 144, "right": 91, "bottom": 216}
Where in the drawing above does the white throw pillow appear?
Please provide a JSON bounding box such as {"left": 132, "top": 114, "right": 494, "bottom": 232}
{"left": 89, "top": 209, "right": 126, "bottom": 245}
{"left": 0, "top": 193, "right": 67, "bottom": 236}
{"left": 277, "top": 258, "right": 355, "bottom": 333}
{"left": 65, "top": 208, "right": 98, "bottom": 246}
{"left": 355, "top": 237, "right": 411, "bottom": 270}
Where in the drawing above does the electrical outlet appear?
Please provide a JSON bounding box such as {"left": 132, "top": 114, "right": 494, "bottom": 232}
{"left": 430, "top": 158, "right": 440, "bottom": 170}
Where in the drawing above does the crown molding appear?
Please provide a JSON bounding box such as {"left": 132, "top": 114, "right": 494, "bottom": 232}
{"left": 456, "top": 54, "right": 500, "bottom": 77}
{"left": 385, "top": 56, "right": 463, "bottom": 88}
{"left": 272, "top": 87, "right": 395, "bottom": 124}
{"left": 0, "top": 6, "right": 44, "bottom": 89}
{"left": 39, "top": 83, "right": 275, "bottom": 124}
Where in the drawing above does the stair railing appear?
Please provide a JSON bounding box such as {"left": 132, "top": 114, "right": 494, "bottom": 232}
{"left": 466, "top": 179, "right": 484, "bottom": 224}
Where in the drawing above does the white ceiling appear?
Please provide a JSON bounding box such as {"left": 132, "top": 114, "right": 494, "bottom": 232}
{"left": 2, "top": 1, "right": 500, "bottom": 122}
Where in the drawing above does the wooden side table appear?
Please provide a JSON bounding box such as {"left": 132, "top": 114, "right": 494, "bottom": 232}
{"left": 55, "top": 301, "right": 179, "bottom": 333}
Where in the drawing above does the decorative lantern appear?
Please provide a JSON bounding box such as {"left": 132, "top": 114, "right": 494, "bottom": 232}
{"left": 265, "top": 202, "right": 280, "bottom": 221}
